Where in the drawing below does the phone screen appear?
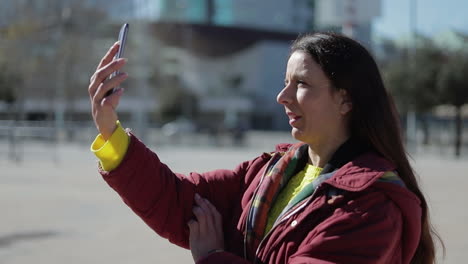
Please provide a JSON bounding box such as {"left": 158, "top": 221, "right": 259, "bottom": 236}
{"left": 105, "top": 23, "right": 129, "bottom": 97}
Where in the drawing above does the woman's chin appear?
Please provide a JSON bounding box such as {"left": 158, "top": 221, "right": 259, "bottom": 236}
{"left": 291, "top": 128, "right": 306, "bottom": 142}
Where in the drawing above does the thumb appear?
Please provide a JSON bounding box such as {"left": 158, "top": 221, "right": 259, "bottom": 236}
{"left": 187, "top": 219, "right": 199, "bottom": 240}
{"left": 188, "top": 219, "right": 200, "bottom": 262}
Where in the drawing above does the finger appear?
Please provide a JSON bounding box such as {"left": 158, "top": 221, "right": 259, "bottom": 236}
{"left": 97, "top": 41, "right": 120, "bottom": 70}
{"left": 93, "top": 72, "right": 128, "bottom": 104}
{"left": 203, "top": 198, "right": 221, "bottom": 219}
{"left": 194, "top": 195, "right": 216, "bottom": 235}
{"left": 195, "top": 194, "right": 212, "bottom": 217}
{"left": 192, "top": 206, "right": 207, "bottom": 233}
{"left": 90, "top": 42, "right": 120, "bottom": 84}
{"left": 204, "top": 198, "right": 223, "bottom": 233}
{"left": 89, "top": 58, "right": 127, "bottom": 98}
{"left": 203, "top": 199, "right": 223, "bottom": 239}
{"left": 101, "top": 87, "right": 124, "bottom": 109}
{"left": 187, "top": 219, "right": 199, "bottom": 239}
{"left": 188, "top": 219, "right": 200, "bottom": 262}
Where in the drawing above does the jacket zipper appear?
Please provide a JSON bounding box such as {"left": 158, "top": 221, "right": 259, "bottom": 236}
{"left": 253, "top": 184, "right": 325, "bottom": 263}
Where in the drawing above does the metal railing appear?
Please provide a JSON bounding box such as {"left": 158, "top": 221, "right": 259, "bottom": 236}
{"left": 0, "top": 121, "right": 58, "bottom": 162}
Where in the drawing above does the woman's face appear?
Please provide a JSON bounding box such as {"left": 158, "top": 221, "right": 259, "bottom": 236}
{"left": 277, "top": 51, "right": 351, "bottom": 146}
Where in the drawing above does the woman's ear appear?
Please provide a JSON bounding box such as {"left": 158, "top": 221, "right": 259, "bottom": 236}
{"left": 338, "top": 89, "right": 352, "bottom": 115}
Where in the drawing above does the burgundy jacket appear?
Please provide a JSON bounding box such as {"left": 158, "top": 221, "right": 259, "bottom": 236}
{"left": 100, "top": 134, "right": 422, "bottom": 264}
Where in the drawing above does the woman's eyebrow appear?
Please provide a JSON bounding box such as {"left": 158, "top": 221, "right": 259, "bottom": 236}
{"left": 291, "top": 72, "right": 309, "bottom": 81}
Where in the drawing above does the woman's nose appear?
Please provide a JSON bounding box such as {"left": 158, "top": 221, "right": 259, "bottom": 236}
{"left": 277, "top": 85, "right": 292, "bottom": 105}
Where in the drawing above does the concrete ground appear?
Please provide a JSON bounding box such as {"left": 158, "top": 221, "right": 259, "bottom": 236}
{"left": 0, "top": 136, "right": 466, "bottom": 263}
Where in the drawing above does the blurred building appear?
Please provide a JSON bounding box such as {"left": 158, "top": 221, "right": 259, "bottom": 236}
{"left": 88, "top": 0, "right": 314, "bottom": 33}
{"left": 80, "top": 0, "right": 316, "bottom": 130}
{"left": 433, "top": 30, "right": 468, "bottom": 51}
{"left": 315, "top": 0, "right": 381, "bottom": 50}
{"left": 1, "top": 0, "right": 316, "bottom": 131}
{"left": 1, "top": 0, "right": 388, "bottom": 132}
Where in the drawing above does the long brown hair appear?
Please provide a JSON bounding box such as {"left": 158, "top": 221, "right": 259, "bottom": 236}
{"left": 291, "top": 32, "right": 442, "bottom": 263}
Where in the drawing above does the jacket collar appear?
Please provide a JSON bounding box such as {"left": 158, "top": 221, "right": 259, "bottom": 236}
{"left": 318, "top": 137, "right": 397, "bottom": 192}
{"left": 280, "top": 138, "right": 396, "bottom": 192}
{"left": 319, "top": 136, "right": 369, "bottom": 175}
{"left": 325, "top": 151, "right": 397, "bottom": 191}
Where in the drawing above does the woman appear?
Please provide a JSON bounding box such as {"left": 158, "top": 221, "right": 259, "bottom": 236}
{"left": 88, "top": 32, "right": 438, "bottom": 263}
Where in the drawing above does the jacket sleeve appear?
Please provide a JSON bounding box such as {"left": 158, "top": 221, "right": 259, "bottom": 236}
{"left": 288, "top": 192, "right": 404, "bottom": 264}
{"left": 99, "top": 133, "right": 263, "bottom": 250}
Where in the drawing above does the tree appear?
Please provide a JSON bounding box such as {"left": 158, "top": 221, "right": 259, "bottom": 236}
{"left": 157, "top": 74, "right": 199, "bottom": 123}
{"left": 437, "top": 51, "right": 468, "bottom": 157}
{"left": 383, "top": 48, "right": 411, "bottom": 112}
{"left": 383, "top": 38, "right": 445, "bottom": 145}
{"left": 0, "top": 0, "right": 111, "bottom": 123}
{"left": 0, "top": 67, "right": 20, "bottom": 105}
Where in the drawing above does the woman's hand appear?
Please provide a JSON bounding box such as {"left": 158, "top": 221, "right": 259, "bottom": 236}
{"left": 188, "top": 194, "right": 224, "bottom": 262}
{"left": 88, "top": 42, "right": 128, "bottom": 140}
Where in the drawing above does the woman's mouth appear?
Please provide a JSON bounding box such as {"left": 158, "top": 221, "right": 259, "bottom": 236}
{"left": 286, "top": 112, "right": 302, "bottom": 126}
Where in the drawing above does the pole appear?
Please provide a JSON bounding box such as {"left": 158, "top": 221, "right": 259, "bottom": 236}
{"left": 406, "top": 0, "right": 418, "bottom": 152}
{"left": 342, "top": 0, "right": 356, "bottom": 38}
{"left": 55, "top": 4, "right": 70, "bottom": 143}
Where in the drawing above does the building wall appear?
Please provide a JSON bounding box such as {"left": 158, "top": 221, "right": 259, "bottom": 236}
{"left": 1, "top": 0, "right": 314, "bottom": 130}
{"left": 216, "top": 0, "right": 313, "bottom": 33}
{"left": 157, "top": 39, "right": 292, "bottom": 130}
{"left": 315, "top": 0, "right": 381, "bottom": 49}
{"left": 93, "top": 0, "right": 314, "bottom": 33}
{"left": 315, "top": 0, "right": 381, "bottom": 26}
{"left": 254, "top": 41, "right": 292, "bottom": 130}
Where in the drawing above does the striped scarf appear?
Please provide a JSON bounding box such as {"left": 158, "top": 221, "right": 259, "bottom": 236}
{"left": 244, "top": 138, "right": 371, "bottom": 261}
{"left": 244, "top": 143, "right": 309, "bottom": 260}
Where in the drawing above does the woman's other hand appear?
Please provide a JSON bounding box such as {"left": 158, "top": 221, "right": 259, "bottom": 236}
{"left": 88, "top": 42, "right": 128, "bottom": 140}
{"left": 188, "top": 194, "right": 225, "bottom": 262}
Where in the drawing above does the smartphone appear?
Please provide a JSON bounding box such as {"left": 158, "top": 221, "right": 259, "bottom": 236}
{"left": 105, "top": 23, "right": 129, "bottom": 97}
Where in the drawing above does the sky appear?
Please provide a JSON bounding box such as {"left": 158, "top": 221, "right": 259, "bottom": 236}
{"left": 374, "top": 0, "right": 468, "bottom": 39}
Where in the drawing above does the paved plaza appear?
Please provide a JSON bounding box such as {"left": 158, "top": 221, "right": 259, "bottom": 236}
{"left": 0, "top": 135, "right": 466, "bottom": 263}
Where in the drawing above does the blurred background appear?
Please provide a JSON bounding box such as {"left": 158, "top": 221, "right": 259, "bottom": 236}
{"left": 0, "top": 0, "right": 467, "bottom": 263}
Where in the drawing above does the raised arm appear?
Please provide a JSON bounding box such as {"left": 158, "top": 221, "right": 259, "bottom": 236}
{"left": 99, "top": 134, "right": 253, "bottom": 249}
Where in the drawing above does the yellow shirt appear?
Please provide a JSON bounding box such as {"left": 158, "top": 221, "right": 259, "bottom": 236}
{"left": 264, "top": 164, "right": 322, "bottom": 235}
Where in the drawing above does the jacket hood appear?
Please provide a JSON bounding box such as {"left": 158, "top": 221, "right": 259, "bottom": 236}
{"left": 328, "top": 151, "right": 422, "bottom": 264}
